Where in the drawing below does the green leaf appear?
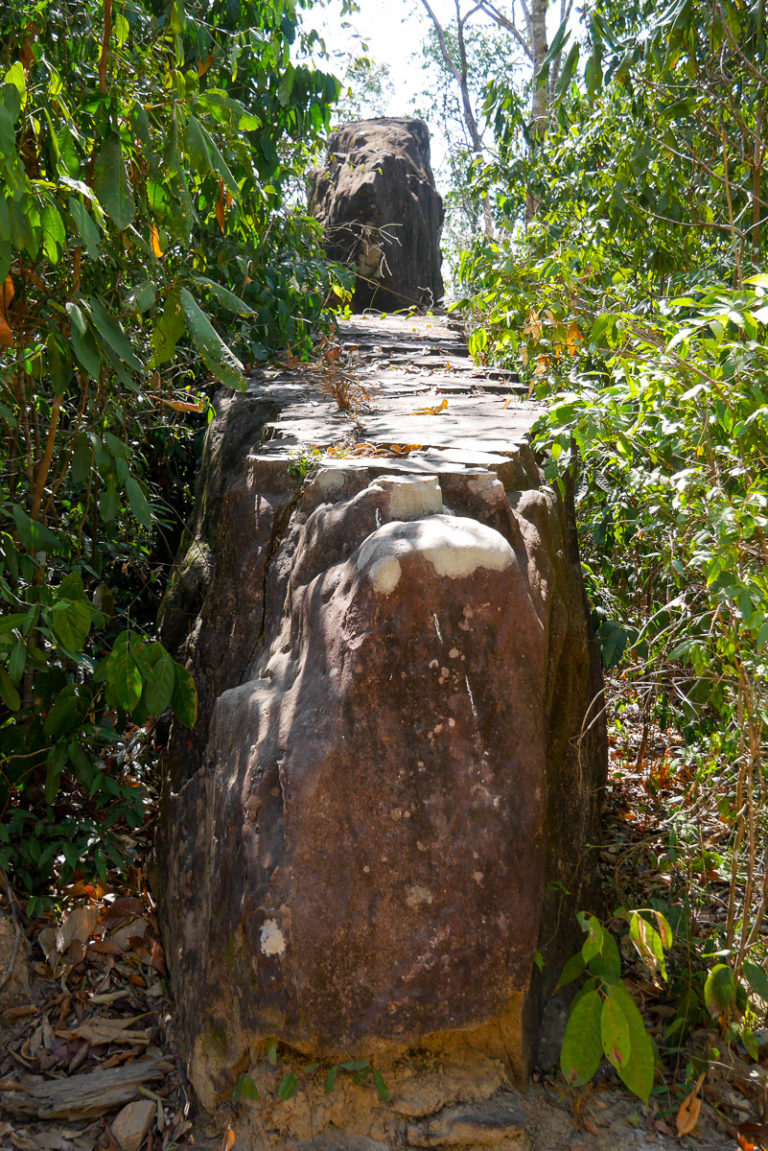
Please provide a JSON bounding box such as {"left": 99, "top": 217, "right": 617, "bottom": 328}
{"left": 0, "top": 666, "right": 20, "bottom": 710}
{"left": 66, "top": 302, "right": 102, "bottom": 379}
{"left": 151, "top": 285, "right": 186, "bottom": 366}
{"left": 44, "top": 685, "right": 82, "bottom": 738}
{"left": 588, "top": 929, "right": 622, "bottom": 981}
{"left": 267, "top": 1041, "right": 278, "bottom": 1065}
{"left": 580, "top": 914, "right": 604, "bottom": 965}
{"left": 142, "top": 644, "right": 176, "bottom": 715}
{"left": 180, "top": 287, "right": 246, "bottom": 390}
{"left": 107, "top": 644, "right": 143, "bottom": 711}
{"left": 8, "top": 639, "right": 26, "bottom": 683}
{"left": 609, "top": 983, "right": 655, "bottom": 1104}
{"left": 45, "top": 745, "right": 67, "bottom": 804}
{"left": 233, "top": 1073, "right": 259, "bottom": 1103}
{"left": 52, "top": 599, "right": 92, "bottom": 652}
{"left": 557, "top": 951, "right": 586, "bottom": 989}
{"left": 704, "top": 964, "right": 735, "bottom": 1018}
{"left": 93, "top": 133, "right": 135, "bottom": 230}
{"left": 171, "top": 662, "right": 197, "bottom": 727}
{"left": 90, "top": 299, "right": 142, "bottom": 371}
{"left": 560, "top": 988, "right": 603, "bottom": 1086}
{"left": 47, "top": 329, "right": 72, "bottom": 395}
{"left": 194, "top": 276, "right": 255, "bottom": 317}
{"left": 324, "top": 1065, "right": 338, "bottom": 1093}
{"left": 372, "top": 1068, "right": 390, "bottom": 1102}
{"left": 195, "top": 92, "right": 261, "bottom": 131}
{"left": 11, "top": 505, "right": 62, "bottom": 554}
{"left": 125, "top": 476, "right": 152, "bottom": 529}
{"left": 100, "top": 478, "right": 120, "bottom": 524}
{"left": 185, "top": 114, "right": 213, "bottom": 174}
{"left": 601, "top": 985, "right": 631, "bottom": 1069}
{"left": 71, "top": 433, "right": 93, "bottom": 485}
{"left": 629, "top": 912, "right": 670, "bottom": 981}
{"left": 278, "top": 1073, "right": 298, "bottom": 1101}
{"left": 42, "top": 201, "right": 66, "bottom": 263}
{"left": 67, "top": 196, "right": 101, "bottom": 260}
{"left": 742, "top": 960, "right": 768, "bottom": 1002}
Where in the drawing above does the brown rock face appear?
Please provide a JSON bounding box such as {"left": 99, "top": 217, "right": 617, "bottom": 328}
{"left": 308, "top": 118, "right": 444, "bottom": 311}
{"left": 156, "top": 317, "right": 606, "bottom": 1144}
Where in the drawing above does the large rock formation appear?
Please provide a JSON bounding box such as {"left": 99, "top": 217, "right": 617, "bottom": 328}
{"left": 308, "top": 119, "right": 444, "bottom": 312}
{"left": 157, "top": 316, "right": 606, "bottom": 1149}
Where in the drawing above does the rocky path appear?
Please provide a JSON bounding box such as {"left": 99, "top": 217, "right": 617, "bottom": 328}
{"left": 259, "top": 312, "right": 538, "bottom": 477}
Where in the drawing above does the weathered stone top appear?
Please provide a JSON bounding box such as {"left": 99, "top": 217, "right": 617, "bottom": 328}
{"left": 249, "top": 313, "right": 541, "bottom": 482}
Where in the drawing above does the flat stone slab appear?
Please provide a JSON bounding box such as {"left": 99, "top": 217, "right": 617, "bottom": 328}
{"left": 251, "top": 313, "right": 539, "bottom": 478}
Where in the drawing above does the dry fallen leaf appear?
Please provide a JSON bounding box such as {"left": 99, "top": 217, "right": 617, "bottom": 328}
{"left": 56, "top": 907, "right": 99, "bottom": 955}
{"left": 59, "top": 1016, "right": 152, "bottom": 1047}
{"left": 222, "top": 1125, "right": 236, "bottom": 1151}
{"left": 677, "top": 1071, "right": 706, "bottom": 1137}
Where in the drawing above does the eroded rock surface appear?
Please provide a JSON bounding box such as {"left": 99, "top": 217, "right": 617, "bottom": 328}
{"left": 157, "top": 315, "right": 606, "bottom": 1149}
{"left": 308, "top": 118, "right": 444, "bottom": 311}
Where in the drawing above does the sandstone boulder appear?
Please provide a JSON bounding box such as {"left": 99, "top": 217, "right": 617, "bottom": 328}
{"left": 308, "top": 118, "right": 444, "bottom": 311}
{"left": 156, "top": 316, "right": 606, "bottom": 1147}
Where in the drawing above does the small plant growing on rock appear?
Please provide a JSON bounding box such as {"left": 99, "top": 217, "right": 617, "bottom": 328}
{"left": 558, "top": 910, "right": 672, "bottom": 1103}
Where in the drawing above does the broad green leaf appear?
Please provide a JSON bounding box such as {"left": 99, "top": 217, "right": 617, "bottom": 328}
{"left": 56, "top": 570, "right": 87, "bottom": 602}
{"left": 52, "top": 599, "right": 92, "bottom": 652}
{"left": 588, "top": 929, "right": 622, "bottom": 981}
{"left": 45, "top": 745, "right": 67, "bottom": 803}
{"left": 125, "top": 476, "right": 152, "bottom": 528}
{"left": 630, "top": 912, "right": 668, "bottom": 981}
{"left": 704, "top": 964, "right": 735, "bottom": 1018}
{"left": 11, "top": 505, "right": 61, "bottom": 554}
{"left": 556, "top": 951, "right": 586, "bottom": 989}
{"left": 372, "top": 1068, "right": 390, "bottom": 1102}
{"left": 8, "top": 639, "right": 25, "bottom": 683}
{"left": 151, "top": 285, "right": 186, "bottom": 366}
{"left": 580, "top": 914, "right": 604, "bottom": 965}
{"left": 560, "top": 988, "right": 603, "bottom": 1086}
{"left": 610, "top": 983, "right": 655, "bottom": 1103}
{"left": 0, "top": 665, "right": 20, "bottom": 710}
{"left": 67, "top": 302, "right": 102, "bottom": 379}
{"left": 180, "top": 287, "right": 246, "bottom": 390}
{"left": 93, "top": 133, "right": 135, "bottom": 230}
{"left": 90, "top": 298, "right": 142, "bottom": 371}
{"left": 324, "top": 1065, "right": 338, "bottom": 1093}
{"left": 743, "top": 960, "right": 768, "bottom": 1002}
{"left": 142, "top": 644, "right": 176, "bottom": 715}
{"left": 233, "top": 1073, "right": 259, "bottom": 1103}
{"left": 42, "top": 202, "right": 65, "bottom": 263}
{"left": 601, "top": 985, "right": 631, "bottom": 1069}
{"left": 0, "top": 611, "right": 35, "bottom": 640}
{"left": 43, "top": 685, "right": 82, "bottom": 737}
{"left": 194, "top": 276, "right": 255, "bottom": 316}
{"left": 47, "top": 329, "right": 72, "bottom": 394}
{"left": 171, "top": 662, "right": 198, "bottom": 727}
{"left": 185, "top": 114, "right": 213, "bottom": 174}
{"left": 71, "top": 433, "right": 93, "bottom": 485}
{"left": 107, "top": 645, "right": 143, "bottom": 711}
{"left": 100, "top": 478, "right": 120, "bottom": 524}
{"left": 278, "top": 1073, "right": 298, "bottom": 1101}
{"left": 196, "top": 92, "right": 261, "bottom": 130}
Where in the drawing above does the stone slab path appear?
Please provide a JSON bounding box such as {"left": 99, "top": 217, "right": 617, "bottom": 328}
{"left": 251, "top": 312, "right": 541, "bottom": 475}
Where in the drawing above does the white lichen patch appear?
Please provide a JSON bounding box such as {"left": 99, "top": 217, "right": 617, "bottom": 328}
{"left": 259, "top": 919, "right": 285, "bottom": 957}
{"left": 354, "top": 515, "right": 514, "bottom": 595}
{"left": 406, "top": 884, "right": 434, "bottom": 908}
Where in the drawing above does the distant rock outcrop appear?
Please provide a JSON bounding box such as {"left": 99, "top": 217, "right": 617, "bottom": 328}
{"left": 308, "top": 118, "right": 444, "bottom": 311}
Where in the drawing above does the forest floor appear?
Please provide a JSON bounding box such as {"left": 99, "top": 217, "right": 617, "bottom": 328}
{"left": 0, "top": 680, "right": 763, "bottom": 1150}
